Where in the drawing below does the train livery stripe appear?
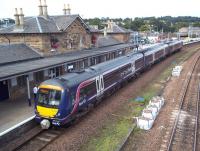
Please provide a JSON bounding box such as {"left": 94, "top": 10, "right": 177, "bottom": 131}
{"left": 39, "top": 85, "right": 63, "bottom": 91}
{"left": 36, "top": 106, "right": 58, "bottom": 118}
{"left": 71, "top": 79, "right": 93, "bottom": 114}
{"left": 59, "top": 79, "right": 95, "bottom": 121}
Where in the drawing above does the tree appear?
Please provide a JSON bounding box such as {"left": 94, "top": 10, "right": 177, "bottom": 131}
{"left": 139, "top": 24, "right": 150, "bottom": 32}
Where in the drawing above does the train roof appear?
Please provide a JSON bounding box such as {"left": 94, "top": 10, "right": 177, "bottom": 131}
{"left": 142, "top": 43, "right": 168, "bottom": 55}
{"left": 166, "top": 40, "right": 183, "bottom": 46}
{"left": 40, "top": 40, "right": 183, "bottom": 89}
{"left": 52, "top": 52, "right": 143, "bottom": 88}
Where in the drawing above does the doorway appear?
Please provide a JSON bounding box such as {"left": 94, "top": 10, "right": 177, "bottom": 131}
{"left": 0, "top": 80, "right": 9, "bottom": 101}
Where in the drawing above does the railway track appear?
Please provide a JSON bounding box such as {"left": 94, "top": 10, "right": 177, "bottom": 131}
{"left": 166, "top": 53, "right": 200, "bottom": 151}
{"left": 14, "top": 127, "right": 65, "bottom": 151}
{"left": 5, "top": 110, "right": 89, "bottom": 151}
{"left": 1, "top": 43, "right": 200, "bottom": 151}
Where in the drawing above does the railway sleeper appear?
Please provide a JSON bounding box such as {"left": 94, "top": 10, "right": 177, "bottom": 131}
{"left": 174, "top": 135, "right": 194, "bottom": 142}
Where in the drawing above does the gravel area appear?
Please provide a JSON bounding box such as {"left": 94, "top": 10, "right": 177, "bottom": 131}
{"left": 122, "top": 44, "right": 200, "bottom": 151}
{"left": 43, "top": 44, "right": 200, "bottom": 151}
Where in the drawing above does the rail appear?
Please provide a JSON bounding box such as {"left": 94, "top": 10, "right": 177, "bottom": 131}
{"left": 167, "top": 53, "right": 200, "bottom": 151}
{"left": 193, "top": 84, "right": 200, "bottom": 151}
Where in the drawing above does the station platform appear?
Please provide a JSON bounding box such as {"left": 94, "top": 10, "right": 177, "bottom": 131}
{"left": 0, "top": 98, "right": 34, "bottom": 135}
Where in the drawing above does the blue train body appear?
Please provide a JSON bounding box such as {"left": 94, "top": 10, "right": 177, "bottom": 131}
{"left": 35, "top": 41, "right": 183, "bottom": 128}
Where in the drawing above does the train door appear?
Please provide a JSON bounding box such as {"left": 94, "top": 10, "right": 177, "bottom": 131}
{"left": 152, "top": 52, "right": 155, "bottom": 63}
{"left": 131, "top": 62, "right": 135, "bottom": 73}
{"left": 96, "top": 75, "right": 104, "bottom": 97}
{"left": 0, "top": 80, "right": 9, "bottom": 101}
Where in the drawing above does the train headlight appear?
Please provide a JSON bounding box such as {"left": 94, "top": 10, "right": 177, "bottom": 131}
{"left": 55, "top": 112, "right": 61, "bottom": 117}
{"left": 40, "top": 119, "right": 51, "bottom": 129}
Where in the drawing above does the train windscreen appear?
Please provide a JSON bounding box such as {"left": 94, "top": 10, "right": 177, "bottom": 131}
{"left": 37, "top": 88, "right": 61, "bottom": 108}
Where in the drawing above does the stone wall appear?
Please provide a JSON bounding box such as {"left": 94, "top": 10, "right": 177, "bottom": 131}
{"left": 111, "top": 33, "right": 130, "bottom": 43}
{"left": 59, "top": 19, "right": 91, "bottom": 51}
{"left": 0, "top": 34, "right": 47, "bottom": 54}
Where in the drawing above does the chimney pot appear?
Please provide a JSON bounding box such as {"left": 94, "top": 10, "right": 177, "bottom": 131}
{"left": 20, "top": 8, "right": 23, "bottom": 14}
{"left": 14, "top": 8, "right": 20, "bottom": 26}
{"left": 19, "top": 8, "right": 24, "bottom": 26}
{"left": 43, "top": 0, "right": 48, "bottom": 18}
{"left": 38, "top": 0, "right": 43, "bottom": 16}
{"left": 15, "top": 8, "right": 18, "bottom": 15}
{"left": 66, "top": 4, "right": 71, "bottom": 15}
{"left": 63, "top": 4, "right": 67, "bottom": 15}
{"left": 44, "top": 0, "right": 47, "bottom": 5}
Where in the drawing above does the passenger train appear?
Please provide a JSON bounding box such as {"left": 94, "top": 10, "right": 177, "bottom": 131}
{"left": 35, "top": 40, "right": 183, "bottom": 128}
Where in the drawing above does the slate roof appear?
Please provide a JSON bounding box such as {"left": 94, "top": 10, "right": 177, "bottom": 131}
{"left": 89, "top": 26, "right": 101, "bottom": 33}
{"left": 0, "top": 43, "right": 42, "bottom": 65}
{"left": 0, "top": 43, "right": 136, "bottom": 81}
{"left": 0, "top": 15, "right": 90, "bottom": 34}
{"left": 96, "top": 36, "right": 123, "bottom": 47}
{"left": 108, "top": 24, "right": 131, "bottom": 33}
{"left": 100, "top": 24, "right": 131, "bottom": 34}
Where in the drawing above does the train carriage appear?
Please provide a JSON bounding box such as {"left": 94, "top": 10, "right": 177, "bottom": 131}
{"left": 35, "top": 53, "right": 143, "bottom": 127}
{"left": 35, "top": 40, "right": 183, "bottom": 128}
{"left": 170, "top": 41, "right": 183, "bottom": 53}
{"left": 144, "top": 52, "right": 154, "bottom": 66}
{"left": 155, "top": 48, "right": 165, "bottom": 61}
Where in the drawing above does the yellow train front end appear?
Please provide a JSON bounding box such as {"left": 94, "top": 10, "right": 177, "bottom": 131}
{"left": 35, "top": 84, "right": 64, "bottom": 129}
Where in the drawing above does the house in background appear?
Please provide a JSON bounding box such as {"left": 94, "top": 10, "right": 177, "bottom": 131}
{"left": 179, "top": 27, "right": 200, "bottom": 37}
{"left": 0, "top": 0, "right": 91, "bottom": 56}
{"left": 90, "top": 20, "right": 131, "bottom": 47}
{"left": 0, "top": 18, "right": 15, "bottom": 29}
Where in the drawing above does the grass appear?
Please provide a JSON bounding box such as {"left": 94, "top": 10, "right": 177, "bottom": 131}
{"left": 79, "top": 46, "right": 200, "bottom": 151}
{"left": 81, "top": 119, "right": 132, "bottom": 151}
{"left": 80, "top": 65, "right": 173, "bottom": 151}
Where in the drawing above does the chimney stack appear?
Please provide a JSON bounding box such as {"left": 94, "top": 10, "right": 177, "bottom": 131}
{"left": 43, "top": 0, "right": 48, "bottom": 18}
{"left": 107, "top": 20, "right": 111, "bottom": 31}
{"left": 63, "top": 4, "right": 67, "bottom": 15}
{"left": 14, "top": 8, "right": 20, "bottom": 26}
{"left": 38, "top": 0, "right": 43, "bottom": 16}
{"left": 104, "top": 27, "right": 107, "bottom": 37}
{"left": 110, "top": 20, "right": 114, "bottom": 32}
{"left": 19, "top": 8, "right": 24, "bottom": 26}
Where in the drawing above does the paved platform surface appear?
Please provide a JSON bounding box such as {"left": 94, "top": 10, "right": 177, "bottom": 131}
{"left": 0, "top": 98, "right": 34, "bottom": 134}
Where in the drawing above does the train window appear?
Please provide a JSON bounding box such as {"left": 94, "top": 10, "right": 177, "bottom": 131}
{"left": 70, "top": 92, "right": 76, "bottom": 105}
{"left": 80, "top": 88, "right": 86, "bottom": 102}
{"left": 104, "top": 70, "right": 118, "bottom": 86}
{"left": 79, "top": 82, "right": 96, "bottom": 102}
{"left": 37, "top": 89, "right": 61, "bottom": 108}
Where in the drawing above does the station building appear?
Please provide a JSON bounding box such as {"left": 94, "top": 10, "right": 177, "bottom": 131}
{"left": 90, "top": 20, "right": 132, "bottom": 47}
{"left": 0, "top": 1, "right": 91, "bottom": 56}
{"left": 179, "top": 27, "right": 200, "bottom": 37}
{"left": 0, "top": 42, "right": 135, "bottom": 102}
{"left": 0, "top": 0, "right": 135, "bottom": 103}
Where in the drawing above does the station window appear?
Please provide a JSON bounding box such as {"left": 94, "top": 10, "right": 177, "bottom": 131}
{"left": 17, "top": 75, "right": 26, "bottom": 87}
{"left": 35, "top": 71, "right": 44, "bottom": 82}
{"left": 11, "top": 78, "right": 17, "bottom": 87}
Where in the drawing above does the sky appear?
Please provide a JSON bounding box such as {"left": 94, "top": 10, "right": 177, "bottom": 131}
{"left": 0, "top": 0, "right": 199, "bottom": 19}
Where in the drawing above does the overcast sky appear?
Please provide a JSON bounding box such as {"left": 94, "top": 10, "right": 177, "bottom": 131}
{"left": 0, "top": 0, "right": 199, "bottom": 19}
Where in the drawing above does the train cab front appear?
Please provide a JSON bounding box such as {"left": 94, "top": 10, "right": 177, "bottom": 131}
{"left": 35, "top": 83, "right": 66, "bottom": 129}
